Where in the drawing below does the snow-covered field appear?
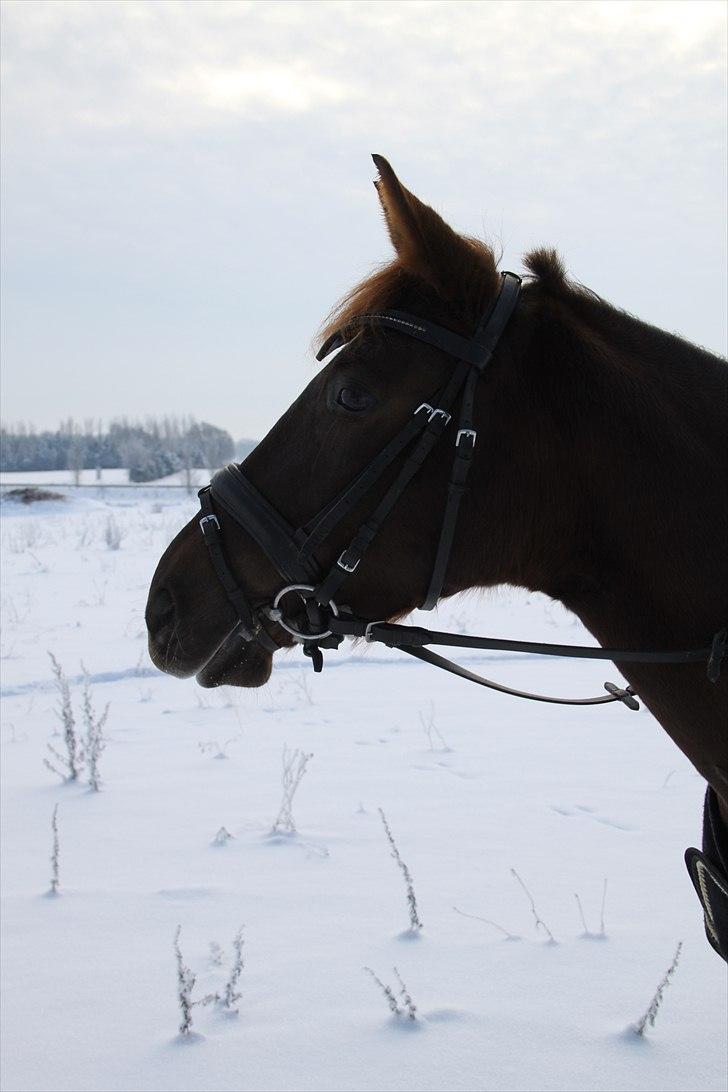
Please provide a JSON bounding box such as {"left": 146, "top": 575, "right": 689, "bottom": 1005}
{"left": 1, "top": 485, "right": 725, "bottom": 1092}
{"left": 0, "top": 467, "right": 210, "bottom": 490}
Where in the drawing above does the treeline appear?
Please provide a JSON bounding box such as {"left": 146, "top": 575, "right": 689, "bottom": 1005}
{"left": 0, "top": 417, "right": 235, "bottom": 482}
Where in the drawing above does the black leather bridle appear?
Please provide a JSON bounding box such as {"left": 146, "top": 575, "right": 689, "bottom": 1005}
{"left": 197, "top": 272, "right": 726, "bottom": 707}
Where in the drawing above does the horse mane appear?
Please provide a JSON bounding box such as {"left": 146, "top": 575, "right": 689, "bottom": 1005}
{"left": 317, "top": 237, "right": 500, "bottom": 351}
{"left": 523, "top": 246, "right": 568, "bottom": 289}
{"left": 317, "top": 263, "right": 407, "bottom": 350}
{"left": 318, "top": 241, "right": 725, "bottom": 397}
{"left": 317, "top": 241, "right": 599, "bottom": 355}
{"left": 523, "top": 246, "right": 610, "bottom": 315}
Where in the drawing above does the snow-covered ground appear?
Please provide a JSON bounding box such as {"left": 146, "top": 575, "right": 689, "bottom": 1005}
{"left": 1, "top": 487, "right": 725, "bottom": 1092}
{"left": 0, "top": 467, "right": 211, "bottom": 489}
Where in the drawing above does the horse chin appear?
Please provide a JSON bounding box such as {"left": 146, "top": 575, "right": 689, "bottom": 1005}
{"left": 195, "top": 633, "right": 273, "bottom": 689}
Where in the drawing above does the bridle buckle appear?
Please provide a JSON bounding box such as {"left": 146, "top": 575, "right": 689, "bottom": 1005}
{"left": 199, "top": 513, "right": 220, "bottom": 532}
{"left": 456, "top": 428, "right": 477, "bottom": 448}
{"left": 414, "top": 403, "right": 451, "bottom": 427}
{"left": 337, "top": 551, "right": 360, "bottom": 573}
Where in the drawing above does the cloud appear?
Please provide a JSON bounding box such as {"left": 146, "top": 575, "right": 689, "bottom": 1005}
{"left": 1, "top": 0, "right": 725, "bottom": 436}
{"left": 2, "top": 0, "right": 724, "bottom": 140}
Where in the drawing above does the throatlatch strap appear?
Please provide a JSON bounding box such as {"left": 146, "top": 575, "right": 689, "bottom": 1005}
{"left": 472, "top": 271, "right": 523, "bottom": 358}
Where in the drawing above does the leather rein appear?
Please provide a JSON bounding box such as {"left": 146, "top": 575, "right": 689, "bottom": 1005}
{"left": 197, "top": 272, "right": 726, "bottom": 709}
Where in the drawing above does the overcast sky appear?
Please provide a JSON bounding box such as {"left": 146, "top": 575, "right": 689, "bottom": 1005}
{"left": 1, "top": 0, "right": 726, "bottom": 441}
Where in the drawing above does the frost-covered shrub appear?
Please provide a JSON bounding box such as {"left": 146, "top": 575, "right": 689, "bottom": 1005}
{"left": 81, "top": 666, "right": 108, "bottom": 791}
{"left": 365, "top": 966, "right": 417, "bottom": 1020}
{"left": 49, "top": 804, "right": 60, "bottom": 895}
{"left": 272, "top": 746, "right": 313, "bottom": 835}
{"left": 45, "top": 653, "right": 81, "bottom": 782}
{"left": 633, "top": 942, "right": 682, "bottom": 1036}
{"left": 511, "top": 868, "right": 556, "bottom": 944}
{"left": 212, "top": 826, "right": 233, "bottom": 846}
{"left": 574, "top": 879, "right": 608, "bottom": 939}
{"left": 378, "top": 808, "right": 423, "bottom": 932}
{"left": 45, "top": 655, "right": 109, "bottom": 789}
{"left": 173, "top": 927, "right": 217, "bottom": 1036}
{"left": 104, "top": 515, "right": 123, "bottom": 550}
{"left": 219, "top": 927, "right": 245, "bottom": 1012}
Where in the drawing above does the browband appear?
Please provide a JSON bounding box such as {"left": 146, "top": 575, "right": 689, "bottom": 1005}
{"left": 316, "top": 273, "right": 522, "bottom": 370}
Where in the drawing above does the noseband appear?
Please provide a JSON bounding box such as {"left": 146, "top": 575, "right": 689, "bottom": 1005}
{"left": 197, "top": 272, "right": 726, "bottom": 707}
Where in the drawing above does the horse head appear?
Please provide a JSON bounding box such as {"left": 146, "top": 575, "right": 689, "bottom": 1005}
{"left": 145, "top": 156, "right": 548, "bottom": 686}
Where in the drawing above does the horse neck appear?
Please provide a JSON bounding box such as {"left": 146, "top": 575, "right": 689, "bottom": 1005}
{"left": 499, "top": 288, "right": 728, "bottom": 804}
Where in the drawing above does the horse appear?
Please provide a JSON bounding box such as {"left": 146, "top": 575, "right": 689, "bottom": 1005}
{"left": 146, "top": 155, "right": 727, "bottom": 959}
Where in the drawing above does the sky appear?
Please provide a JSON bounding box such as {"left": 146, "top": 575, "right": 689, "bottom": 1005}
{"left": 1, "top": 0, "right": 726, "bottom": 442}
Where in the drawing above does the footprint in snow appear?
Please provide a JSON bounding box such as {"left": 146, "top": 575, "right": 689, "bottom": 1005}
{"left": 551, "top": 805, "right": 636, "bottom": 831}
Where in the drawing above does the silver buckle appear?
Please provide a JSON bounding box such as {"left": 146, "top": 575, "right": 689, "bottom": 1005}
{"left": 456, "top": 428, "right": 477, "bottom": 447}
{"left": 414, "top": 402, "right": 434, "bottom": 417}
{"left": 199, "top": 513, "right": 220, "bottom": 532}
{"left": 364, "top": 620, "right": 386, "bottom": 642}
{"left": 337, "top": 551, "right": 360, "bottom": 573}
{"left": 429, "top": 407, "right": 452, "bottom": 426}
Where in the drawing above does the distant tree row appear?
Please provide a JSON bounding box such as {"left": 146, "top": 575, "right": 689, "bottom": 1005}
{"left": 0, "top": 417, "right": 236, "bottom": 483}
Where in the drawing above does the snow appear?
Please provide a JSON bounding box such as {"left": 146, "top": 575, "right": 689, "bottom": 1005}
{"left": 0, "top": 467, "right": 212, "bottom": 489}
{"left": 1, "top": 488, "right": 726, "bottom": 1092}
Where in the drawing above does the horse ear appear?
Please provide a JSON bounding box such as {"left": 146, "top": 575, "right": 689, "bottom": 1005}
{"left": 371, "top": 154, "right": 496, "bottom": 305}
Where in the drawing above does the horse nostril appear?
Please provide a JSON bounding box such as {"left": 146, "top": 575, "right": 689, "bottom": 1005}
{"left": 146, "top": 587, "right": 176, "bottom": 641}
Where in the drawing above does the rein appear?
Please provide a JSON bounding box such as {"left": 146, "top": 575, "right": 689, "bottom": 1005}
{"left": 197, "top": 273, "right": 726, "bottom": 709}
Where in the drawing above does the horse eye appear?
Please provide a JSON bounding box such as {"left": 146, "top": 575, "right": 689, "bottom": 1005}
{"left": 336, "top": 386, "right": 374, "bottom": 412}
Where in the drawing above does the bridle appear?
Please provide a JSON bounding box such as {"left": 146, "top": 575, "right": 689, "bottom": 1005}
{"left": 197, "top": 272, "right": 726, "bottom": 709}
